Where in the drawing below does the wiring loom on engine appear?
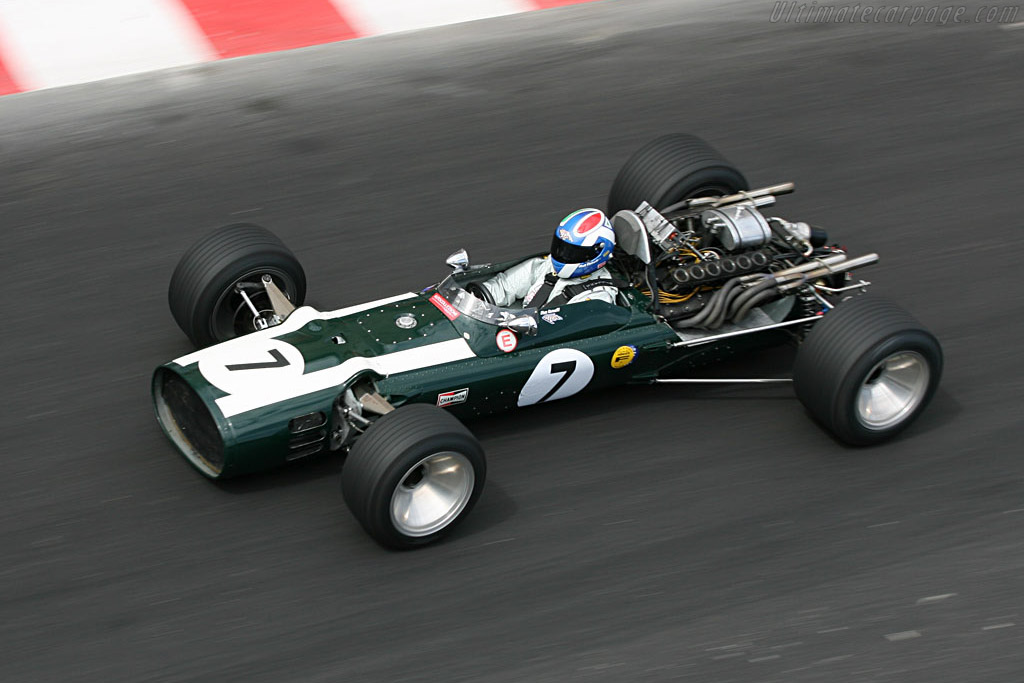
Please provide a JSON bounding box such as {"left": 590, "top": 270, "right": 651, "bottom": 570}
{"left": 613, "top": 184, "right": 874, "bottom": 331}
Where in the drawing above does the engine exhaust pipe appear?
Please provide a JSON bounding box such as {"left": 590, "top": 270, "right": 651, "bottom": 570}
{"left": 686, "top": 182, "right": 796, "bottom": 209}
{"left": 768, "top": 252, "right": 849, "bottom": 280}
{"left": 660, "top": 182, "right": 797, "bottom": 214}
{"left": 777, "top": 253, "right": 879, "bottom": 291}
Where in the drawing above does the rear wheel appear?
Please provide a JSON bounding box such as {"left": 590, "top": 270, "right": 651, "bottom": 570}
{"left": 168, "top": 223, "right": 306, "bottom": 348}
{"left": 607, "top": 133, "right": 748, "bottom": 215}
{"left": 793, "top": 295, "right": 943, "bottom": 445}
{"left": 342, "top": 404, "right": 486, "bottom": 549}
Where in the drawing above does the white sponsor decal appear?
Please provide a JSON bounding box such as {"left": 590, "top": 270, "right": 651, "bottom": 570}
{"left": 436, "top": 388, "right": 469, "bottom": 408}
{"left": 541, "top": 312, "right": 563, "bottom": 324}
{"left": 517, "top": 348, "right": 594, "bottom": 407}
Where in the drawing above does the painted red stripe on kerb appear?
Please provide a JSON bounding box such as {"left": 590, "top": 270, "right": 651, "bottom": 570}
{"left": 528, "top": 0, "right": 598, "bottom": 9}
{"left": 0, "top": 50, "right": 22, "bottom": 95}
{"left": 180, "top": 0, "right": 361, "bottom": 59}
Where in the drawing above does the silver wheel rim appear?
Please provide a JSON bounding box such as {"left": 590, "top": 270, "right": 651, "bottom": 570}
{"left": 390, "top": 452, "right": 475, "bottom": 537}
{"left": 210, "top": 267, "right": 296, "bottom": 341}
{"left": 856, "top": 351, "right": 930, "bottom": 430}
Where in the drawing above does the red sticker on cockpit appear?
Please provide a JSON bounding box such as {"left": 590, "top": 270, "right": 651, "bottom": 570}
{"left": 429, "top": 293, "right": 460, "bottom": 320}
{"left": 496, "top": 329, "right": 518, "bottom": 353}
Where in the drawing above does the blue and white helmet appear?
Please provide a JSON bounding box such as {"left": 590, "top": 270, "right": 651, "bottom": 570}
{"left": 550, "top": 208, "right": 615, "bottom": 278}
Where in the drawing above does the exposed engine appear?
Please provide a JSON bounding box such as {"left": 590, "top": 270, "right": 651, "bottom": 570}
{"left": 615, "top": 183, "right": 876, "bottom": 330}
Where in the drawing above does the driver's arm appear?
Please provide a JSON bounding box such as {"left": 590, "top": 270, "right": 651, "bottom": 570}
{"left": 481, "top": 257, "right": 547, "bottom": 307}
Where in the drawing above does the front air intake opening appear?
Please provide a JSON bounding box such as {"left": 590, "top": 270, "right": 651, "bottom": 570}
{"left": 154, "top": 368, "right": 225, "bottom": 477}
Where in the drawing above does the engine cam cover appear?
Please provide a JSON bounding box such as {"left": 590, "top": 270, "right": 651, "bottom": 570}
{"left": 702, "top": 204, "right": 772, "bottom": 251}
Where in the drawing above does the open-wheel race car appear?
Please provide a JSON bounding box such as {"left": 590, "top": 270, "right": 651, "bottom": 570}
{"left": 152, "top": 134, "right": 943, "bottom": 549}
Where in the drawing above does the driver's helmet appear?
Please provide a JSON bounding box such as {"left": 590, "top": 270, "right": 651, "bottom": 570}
{"left": 550, "top": 208, "right": 615, "bottom": 278}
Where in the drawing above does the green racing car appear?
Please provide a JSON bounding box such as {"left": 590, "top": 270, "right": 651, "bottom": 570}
{"left": 152, "top": 134, "right": 943, "bottom": 549}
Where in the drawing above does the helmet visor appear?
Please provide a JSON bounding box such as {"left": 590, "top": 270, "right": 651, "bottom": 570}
{"left": 550, "top": 236, "right": 601, "bottom": 266}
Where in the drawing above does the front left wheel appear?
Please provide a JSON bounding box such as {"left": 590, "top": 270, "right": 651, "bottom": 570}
{"left": 168, "top": 223, "right": 306, "bottom": 348}
{"left": 342, "top": 404, "right": 487, "bottom": 549}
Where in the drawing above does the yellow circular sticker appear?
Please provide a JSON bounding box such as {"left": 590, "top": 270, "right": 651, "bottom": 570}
{"left": 610, "top": 345, "right": 636, "bottom": 369}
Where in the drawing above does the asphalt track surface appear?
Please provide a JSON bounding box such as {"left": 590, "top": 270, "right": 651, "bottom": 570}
{"left": 3, "top": 1, "right": 1023, "bottom": 680}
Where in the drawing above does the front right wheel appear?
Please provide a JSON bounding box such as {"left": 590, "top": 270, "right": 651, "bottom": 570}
{"left": 607, "top": 133, "right": 748, "bottom": 215}
{"left": 342, "top": 404, "right": 486, "bottom": 549}
{"left": 793, "top": 295, "right": 943, "bottom": 445}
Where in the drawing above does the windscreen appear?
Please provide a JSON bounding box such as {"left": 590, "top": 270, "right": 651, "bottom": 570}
{"left": 434, "top": 276, "right": 538, "bottom": 327}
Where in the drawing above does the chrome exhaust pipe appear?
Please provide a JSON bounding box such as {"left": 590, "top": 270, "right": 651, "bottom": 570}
{"left": 738, "top": 252, "right": 849, "bottom": 284}
{"left": 777, "top": 253, "right": 879, "bottom": 291}
{"left": 770, "top": 252, "right": 849, "bottom": 279}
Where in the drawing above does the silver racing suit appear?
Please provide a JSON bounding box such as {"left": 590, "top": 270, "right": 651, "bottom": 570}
{"left": 481, "top": 256, "right": 617, "bottom": 308}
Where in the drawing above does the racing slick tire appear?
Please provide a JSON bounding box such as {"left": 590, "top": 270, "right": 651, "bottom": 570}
{"left": 607, "top": 133, "right": 748, "bottom": 215}
{"left": 793, "top": 295, "right": 943, "bottom": 446}
{"left": 342, "top": 404, "right": 486, "bottom": 549}
{"left": 168, "top": 223, "right": 306, "bottom": 348}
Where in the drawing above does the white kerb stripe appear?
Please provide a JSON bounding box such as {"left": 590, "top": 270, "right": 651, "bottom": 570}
{"left": 337, "top": 0, "right": 531, "bottom": 36}
{"left": 0, "top": 0, "right": 215, "bottom": 91}
{"left": 215, "top": 338, "right": 476, "bottom": 417}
